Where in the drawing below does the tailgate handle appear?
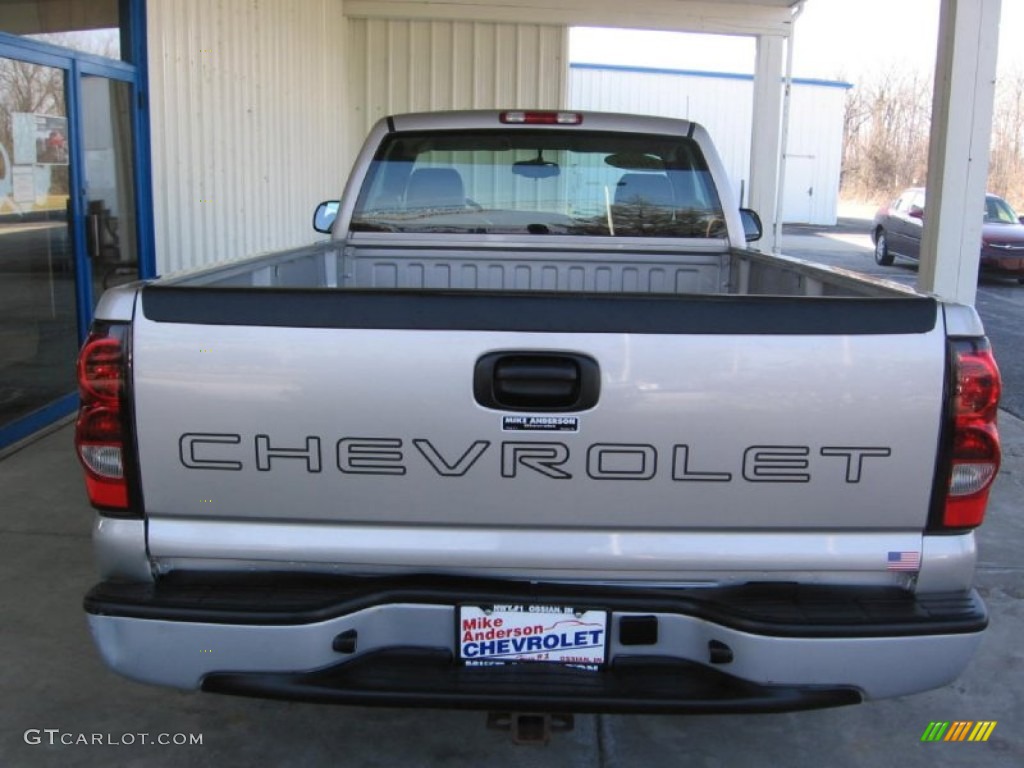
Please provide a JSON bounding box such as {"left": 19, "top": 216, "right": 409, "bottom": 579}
{"left": 474, "top": 352, "right": 600, "bottom": 412}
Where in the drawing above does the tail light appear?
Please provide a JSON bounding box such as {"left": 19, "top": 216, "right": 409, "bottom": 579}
{"left": 937, "top": 339, "right": 1001, "bottom": 529}
{"left": 75, "top": 323, "right": 136, "bottom": 513}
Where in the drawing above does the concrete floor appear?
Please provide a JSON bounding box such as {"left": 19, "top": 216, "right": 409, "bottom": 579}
{"left": 0, "top": 415, "right": 1021, "bottom": 768}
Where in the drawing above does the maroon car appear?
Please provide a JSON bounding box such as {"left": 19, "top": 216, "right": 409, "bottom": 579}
{"left": 872, "top": 188, "right": 1024, "bottom": 282}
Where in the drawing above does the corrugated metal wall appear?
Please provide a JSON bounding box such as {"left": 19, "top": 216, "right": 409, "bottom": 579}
{"left": 346, "top": 19, "right": 566, "bottom": 161}
{"left": 568, "top": 65, "right": 848, "bottom": 225}
{"left": 147, "top": 8, "right": 565, "bottom": 273}
{"left": 146, "top": 0, "right": 348, "bottom": 274}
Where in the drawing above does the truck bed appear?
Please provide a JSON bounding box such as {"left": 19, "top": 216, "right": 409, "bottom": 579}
{"left": 164, "top": 239, "right": 915, "bottom": 299}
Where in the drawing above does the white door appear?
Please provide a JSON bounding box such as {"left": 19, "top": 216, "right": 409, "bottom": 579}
{"left": 782, "top": 154, "right": 815, "bottom": 224}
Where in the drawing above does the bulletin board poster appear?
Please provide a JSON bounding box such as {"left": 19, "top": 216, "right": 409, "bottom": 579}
{"left": 13, "top": 113, "right": 69, "bottom": 165}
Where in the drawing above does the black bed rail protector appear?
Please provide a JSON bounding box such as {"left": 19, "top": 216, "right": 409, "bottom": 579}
{"left": 84, "top": 575, "right": 987, "bottom": 639}
{"left": 201, "top": 648, "right": 862, "bottom": 714}
{"left": 140, "top": 286, "right": 938, "bottom": 335}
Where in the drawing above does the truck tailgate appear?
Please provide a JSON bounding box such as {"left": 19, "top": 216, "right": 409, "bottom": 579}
{"left": 133, "top": 288, "right": 946, "bottom": 577}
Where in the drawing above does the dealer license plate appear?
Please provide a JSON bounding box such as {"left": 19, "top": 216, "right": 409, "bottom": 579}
{"left": 457, "top": 604, "right": 608, "bottom": 668}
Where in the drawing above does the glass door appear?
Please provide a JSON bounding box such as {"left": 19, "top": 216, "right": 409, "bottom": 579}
{"left": 0, "top": 2, "right": 150, "bottom": 448}
{"left": 80, "top": 75, "right": 138, "bottom": 299}
{"left": 0, "top": 56, "right": 78, "bottom": 430}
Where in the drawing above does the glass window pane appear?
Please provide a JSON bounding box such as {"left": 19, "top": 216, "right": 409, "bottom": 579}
{"left": 353, "top": 130, "right": 726, "bottom": 238}
{"left": 3, "top": 1, "right": 124, "bottom": 62}
{"left": 0, "top": 57, "right": 77, "bottom": 427}
{"left": 82, "top": 76, "right": 137, "bottom": 297}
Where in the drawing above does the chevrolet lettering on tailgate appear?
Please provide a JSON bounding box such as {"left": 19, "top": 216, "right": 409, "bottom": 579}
{"left": 178, "top": 432, "right": 893, "bottom": 484}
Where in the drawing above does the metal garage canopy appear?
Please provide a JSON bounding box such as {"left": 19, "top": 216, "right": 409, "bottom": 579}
{"left": 345, "top": 0, "right": 801, "bottom": 36}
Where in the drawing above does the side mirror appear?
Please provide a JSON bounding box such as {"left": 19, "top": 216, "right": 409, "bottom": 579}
{"left": 1019, "top": 215, "right": 1024, "bottom": 225}
{"left": 908, "top": 206, "right": 924, "bottom": 221}
{"left": 739, "top": 208, "right": 762, "bottom": 242}
{"left": 313, "top": 200, "right": 340, "bottom": 234}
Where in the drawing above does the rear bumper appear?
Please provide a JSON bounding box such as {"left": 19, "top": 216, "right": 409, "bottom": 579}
{"left": 202, "top": 649, "right": 861, "bottom": 714}
{"left": 84, "top": 575, "right": 986, "bottom": 713}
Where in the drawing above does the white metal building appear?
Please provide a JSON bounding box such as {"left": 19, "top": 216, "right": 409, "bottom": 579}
{"left": 568, "top": 63, "right": 849, "bottom": 224}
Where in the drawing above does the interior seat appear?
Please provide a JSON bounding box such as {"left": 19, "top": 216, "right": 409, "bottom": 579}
{"left": 405, "top": 168, "right": 466, "bottom": 209}
{"left": 614, "top": 173, "right": 675, "bottom": 208}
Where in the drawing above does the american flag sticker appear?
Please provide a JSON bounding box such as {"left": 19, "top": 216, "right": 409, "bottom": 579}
{"left": 887, "top": 551, "right": 921, "bottom": 571}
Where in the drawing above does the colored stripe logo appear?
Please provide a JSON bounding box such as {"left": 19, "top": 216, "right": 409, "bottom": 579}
{"left": 921, "top": 721, "right": 997, "bottom": 742}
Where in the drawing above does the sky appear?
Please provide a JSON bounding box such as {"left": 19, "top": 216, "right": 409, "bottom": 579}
{"left": 570, "top": 0, "right": 1024, "bottom": 84}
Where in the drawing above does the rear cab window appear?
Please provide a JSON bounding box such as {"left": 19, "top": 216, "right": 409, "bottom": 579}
{"left": 350, "top": 130, "right": 726, "bottom": 239}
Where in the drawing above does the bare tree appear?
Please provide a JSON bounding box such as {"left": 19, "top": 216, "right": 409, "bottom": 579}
{"left": 841, "top": 70, "right": 932, "bottom": 202}
{"left": 988, "top": 67, "right": 1024, "bottom": 211}
{"left": 842, "top": 66, "right": 1024, "bottom": 213}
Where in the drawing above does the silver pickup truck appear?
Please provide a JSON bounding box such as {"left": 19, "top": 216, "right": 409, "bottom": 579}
{"left": 78, "top": 110, "right": 1002, "bottom": 715}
